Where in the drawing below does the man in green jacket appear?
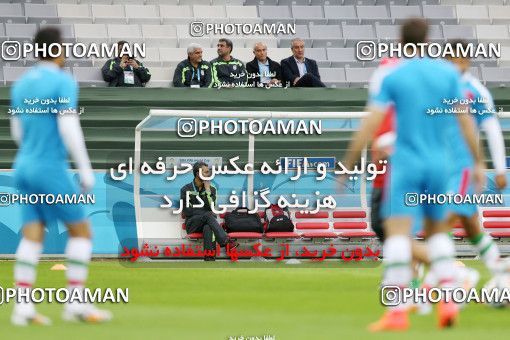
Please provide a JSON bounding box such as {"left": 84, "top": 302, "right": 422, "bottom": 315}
{"left": 210, "top": 38, "right": 247, "bottom": 88}
{"left": 173, "top": 43, "right": 212, "bottom": 88}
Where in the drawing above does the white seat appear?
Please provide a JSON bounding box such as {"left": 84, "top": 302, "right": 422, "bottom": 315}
{"left": 25, "top": 3, "right": 59, "bottom": 24}
{"left": 145, "top": 67, "right": 173, "bottom": 88}
{"left": 456, "top": 5, "right": 491, "bottom": 25}
{"left": 141, "top": 25, "right": 178, "bottom": 47}
{"left": 74, "top": 24, "right": 108, "bottom": 44}
{"left": 91, "top": 4, "right": 126, "bottom": 24}
{"left": 125, "top": 5, "right": 160, "bottom": 25}
{"left": 73, "top": 67, "right": 106, "bottom": 87}
{"left": 107, "top": 24, "right": 142, "bottom": 43}
{"left": 160, "top": 5, "right": 194, "bottom": 24}
{"left": 57, "top": 4, "right": 93, "bottom": 24}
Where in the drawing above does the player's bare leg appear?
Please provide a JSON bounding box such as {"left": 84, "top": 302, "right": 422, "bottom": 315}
{"left": 424, "top": 218, "right": 460, "bottom": 329}
{"left": 368, "top": 217, "right": 411, "bottom": 332}
{"left": 11, "top": 222, "right": 51, "bottom": 326}
{"left": 61, "top": 220, "right": 112, "bottom": 323}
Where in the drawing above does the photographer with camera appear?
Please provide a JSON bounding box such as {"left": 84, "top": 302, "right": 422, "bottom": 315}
{"left": 101, "top": 40, "right": 151, "bottom": 87}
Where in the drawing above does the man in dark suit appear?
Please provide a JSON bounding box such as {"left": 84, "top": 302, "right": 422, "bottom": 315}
{"left": 281, "top": 38, "right": 326, "bottom": 88}
{"left": 246, "top": 42, "right": 282, "bottom": 88}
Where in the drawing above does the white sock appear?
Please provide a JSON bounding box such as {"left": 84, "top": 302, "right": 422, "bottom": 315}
{"left": 382, "top": 235, "right": 412, "bottom": 311}
{"left": 471, "top": 232, "right": 501, "bottom": 275}
{"left": 428, "top": 233, "right": 456, "bottom": 289}
{"left": 14, "top": 238, "right": 42, "bottom": 317}
{"left": 65, "top": 237, "right": 92, "bottom": 311}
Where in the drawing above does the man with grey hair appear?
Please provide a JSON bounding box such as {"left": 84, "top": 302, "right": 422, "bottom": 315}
{"left": 173, "top": 43, "right": 212, "bottom": 87}
{"left": 281, "top": 38, "right": 325, "bottom": 87}
{"left": 246, "top": 42, "right": 282, "bottom": 88}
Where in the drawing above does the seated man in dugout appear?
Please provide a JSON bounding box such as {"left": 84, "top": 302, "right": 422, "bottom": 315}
{"left": 180, "top": 161, "right": 239, "bottom": 261}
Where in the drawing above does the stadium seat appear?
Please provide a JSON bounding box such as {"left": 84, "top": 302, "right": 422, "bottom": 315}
{"left": 306, "top": 47, "right": 328, "bottom": 66}
{"left": 24, "top": 3, "right": 59, "bottom": 25}
{"left": 476, "top": 25, "right": 510, "bottom": 44}
{"left": 74, "top": 24, "right": 108, "bottom": 44}
{"left": 421, "top": 5, "right": 457, "bottom": 25}
{"left": 483, "top": 221, "right": 510, "bottom": 229}
{"left": 141, "top": 25, "right": 178, "bottom": 47}
{"left": 483, "top": 209, "right": 510, "bottom": 217}
{"left": 295, "top": 211, "right": 328, "bottom": 219}
{"left": 291, "top": 6, "right": 326, "bottom": 25}
{"left": 193, "top": 5, "right": 229, "bottom": 24}
{"left": 342, "top": 24, "right": 375, "bottom": 47}
{"left": 57, "top": 4, "right": 93, "bottom": 24}
{"left": 375, "top": 24, "right": 400, "bottom": 41}
{"left": 179, "top": 37, "right": 212, "bottom": 49}
{"left": 427, "top": 25, "right": 444, "bottom": 43}
{"left": 356, "top": 6, "right": 392, "bottom": 25}
{"left": 326, "top": 48, "right": 356, "bottom": 67}
{"left": 279, "top": 24, "right": 310, "bottom": 48}
{"left": 310, "top": 25, "right": 343, "bottom": 48}
{"left": 159, "top": 47, "right": 187, "bottom": 67}
{"left": 107, "top": 24, "right": 142, "bottom": 43}
{"left": 0, "top": 3, "right": 26, "bottom": 24}
{"left": 227, "top": 232, "right": 263, "bottom": 239}
{"left": 323, "top": 6, "right": 358, "bottom": 25}
{"left": 187, "top": 233, "right": 204, "bottom": 240}
{"left": 337, "top": 231, "right": 376, "bottom": 239}
{"left": 345, "top": 67, "right": 375, "bottom": 88}
{"left": 319, "top": 67, "right": 347, "bottom": 88}
{"left": 181, "top": 0, "right": 212, "bottom": 5}
{"left": 245, "top": 0, "right": 278, "bottom": 5}
{"left": 125, "top": 5, "right": 160, "bottom": 25}
{"left": 279, "top": 0, "right": 311, "bottom": 5}
{"left": 159, "top": 5, "right": 194, "bottom": 25}
{"left": 389, "top": 5, "right": 421, "bottom": 24}
{"left": 295, "top": 222, "right": 330, "bottom": 229}
{"left": 456, "top": 5, "right": 491, "bottom": 25}
{"left": 300, "top": 232, "right": 338, "bottom": 239}
{"left": 258, "top": 6, "right": 293, "bottom": 25}
{"left": 91, "top": 5, "right": 127, "bottom": 24}
{"left": 5, "top": 23, "right": 37, "bottom": 41}
{"left": 442, "top": 25, "right": 477, "bottom": 44}
{"left": 488, "top": 5, "right": 510, "bottom": 25}
{"left": 333, "top": 210, "right": 367, "bottom": 218}
{"left": 333, "top": 222, "right": 368, "bottom": 229}
{"left": 226, "top": 6, "right": 261, "bottom": 24}
{"left": 213, "top": 0, "right": 245, "bottom": 5}
{"left": 39, "top": 23, "right": 75, "bottom": 43}
{"left": 140, "top": 47, "right": 161, "bottom": 67}
{"left": 263, "top": 232, "right": 300, "bottom": 239}
{"left": 72, "top": 67, "right": 106, "bottom": 87}
{"left": 144, "top": 66, "right": 174, "bottom": 87}
{"left": 482, "top": 67, "right": 510, "bottom": 87}
{"left": 490, "top": 232, "right": 510, "bottom": 239}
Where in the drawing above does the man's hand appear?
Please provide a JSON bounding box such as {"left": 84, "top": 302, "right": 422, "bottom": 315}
{"left": 120, "top": 56, "right": 129, "bottom": 69}
{"left": 293, "top": 77, "right": 300, "bottom": 86}
{"left": 127, "top": 59, "right": 139, "bottom": 69}
{"left": 495, "top": 173, "right": 507, "bottom": 190}
{"left": 203, "top": 180, "right": 211, "bottom": 192}
{"left": 270, "top": 78, "right": 280, "bottom": 85}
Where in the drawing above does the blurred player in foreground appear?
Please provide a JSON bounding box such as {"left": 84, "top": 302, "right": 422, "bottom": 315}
{"left": 343, "top": 18, "right": 484, "bottom": 331}
{"left": 442, "top": 39, "right": 508, "bottom": 280}
{"left": 10, "top": 27, "right": 112, "bottom": 326}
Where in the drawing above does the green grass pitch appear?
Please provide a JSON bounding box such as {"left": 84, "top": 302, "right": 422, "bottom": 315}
{"left": 0, "top": 260, "right": 508, "bottom": 340}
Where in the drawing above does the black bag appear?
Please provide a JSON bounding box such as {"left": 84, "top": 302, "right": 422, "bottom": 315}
{"left": 224, "top": 207, "right": 263, "bottom": 233}
{"left": 264, "top": 204, "right": 295, "bottom": 232}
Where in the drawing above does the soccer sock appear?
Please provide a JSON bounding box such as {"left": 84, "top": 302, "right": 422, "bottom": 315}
{"left": 470, "top": 232, "right": 500, "bottom": 275}
{"left": 65, "top": 237, "right": 92, "bottom": 310}
{"left": 14, "top": 238, "right": 43, "bottom": 316}
{"left": 382, "top": 235, "right": 412, "bottom": 311}
{"left": 428, "top": 233, "right": 456, "bottom": 290}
